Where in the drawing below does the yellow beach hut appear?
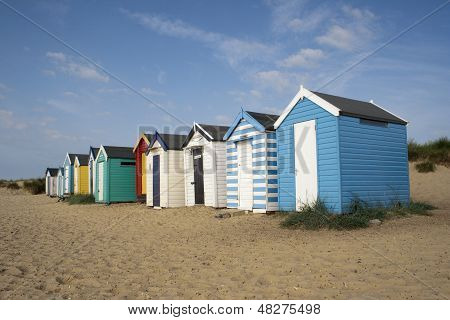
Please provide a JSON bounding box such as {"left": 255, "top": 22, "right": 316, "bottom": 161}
{"left": 74, "top": 154, "right": 89, "bottom": 194}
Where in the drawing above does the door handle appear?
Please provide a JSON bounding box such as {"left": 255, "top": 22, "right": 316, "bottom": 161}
{"left": 191, "top": 182, "right": 195, "bottom": 185}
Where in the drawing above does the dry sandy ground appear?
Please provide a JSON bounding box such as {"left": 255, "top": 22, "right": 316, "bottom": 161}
{"left": 0, "top": 166, "right": 449, "bottom": 300}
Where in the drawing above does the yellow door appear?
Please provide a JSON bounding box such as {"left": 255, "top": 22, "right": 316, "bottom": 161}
{"left": 142, "top": 152, "right": 147, "bottom": 194}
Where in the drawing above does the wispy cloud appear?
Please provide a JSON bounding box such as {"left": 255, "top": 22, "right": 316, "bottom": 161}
{"left": 46, "top": 51, "right": 109, "bottom": 82}
{"left": 0, "top": 109, "right": 28, "bottom": 130}
{"left": 141, "top": 87, "right": 165, "bottom": 96}
{"left": 279, "top": 48, "right": 325, "bottom": 68}
{"left": 121, "top": 9, "right": 277, "bottom": 68}
{"left": 47, "top": 99, "right": 76, "bottom": 114}
{"left": 316, "top": 5, "right": 376, "bottom": 51}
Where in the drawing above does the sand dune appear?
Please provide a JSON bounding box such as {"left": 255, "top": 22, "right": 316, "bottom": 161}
{"left": 0, "top": 166, "right": 448, "bottom": 299}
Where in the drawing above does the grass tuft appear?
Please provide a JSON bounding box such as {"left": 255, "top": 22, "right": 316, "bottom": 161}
{"left": 23, "top": 179, "right": 46, "bottom": 195}
{"left": 408, "top": 137, "right": 450, "bottom": 169}
{"left": 281, "top": 198, "right": 436, "bottom": 230}
{"left": 6, "top": 182, "right": 20, "bottom": 190}
{"left": 415, "top": 161, "right": 436, "bottom": 173}
{"left": 67, "top": 194, "right": 95, "bottom": 205}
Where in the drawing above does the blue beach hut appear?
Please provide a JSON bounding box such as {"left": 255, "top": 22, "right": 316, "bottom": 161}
{"left": 274, "top": 86, "right": 409, "bottom": 213}
{"left": 223, "top": 110, "right": 279, "bottom": 213}
{"left": 63, "top": 153, "right": 76, "bottom": 195}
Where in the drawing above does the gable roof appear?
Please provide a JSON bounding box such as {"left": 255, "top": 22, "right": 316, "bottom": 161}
{"left": 246, "top": 112, "right": 279, "bottom": 131}
{"left": 148, "top": 132, "right": 188, "bottom": 152}
{"left": 274, "top": 86, "right": 407, "bottom": 129}
{"left": 182, "top": 123, "right": 229, "bottom": 148}
{"left": 89, "top": 147, "right": 100, "bottom": 159}
{"left": 102, "top": 146, "right": 135, "bottom": 159}
{"left": 45, "top": 168, "right": 58, "bottom": 177}
{"left": 75, "top": 154, "right": 89, "bottom": 166}
{"left": 133, "top": 133, "right": 153, "bottom": 152}
{"left": 65, "top": 153, "right": 76, "bottom": 165}
{"left": 223, "top": 110, "right": 280, "bottom": 140}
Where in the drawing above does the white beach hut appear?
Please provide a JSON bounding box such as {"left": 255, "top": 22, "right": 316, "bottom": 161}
{"left": 146, "top": 132, "right": 187, "bottom": 208}
{"left": 182, "top": 123, "right": 229, "bottom": 208}
{"left": 45, "top": 168, "right": 58, "bottom": 197}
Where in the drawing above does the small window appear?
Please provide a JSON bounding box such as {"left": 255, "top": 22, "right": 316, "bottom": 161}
{"left": 120, "top": 161, "right": 135, "bottom": 166}
{"left": 360, "top": 118, "right": 388, "bottom": 127}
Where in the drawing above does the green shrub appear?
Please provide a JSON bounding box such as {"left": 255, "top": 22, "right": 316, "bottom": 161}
{"left": 6, "top": 182, "right": 20, "bottom": 190}
{"left": 281, "top": 198, "right": 436, "bottom": 231}
{"left": 23, "top": 179, "right": 46, "bottom": 195}
{"left": 408, "top": 137, "right": 449, "bottom": 166}
{"left": 0, "top": 180, "right": 6, "bottom": 187}
{"left": 67, "top": 194, "right": 95, "bottom": 205}
{"left": 415, "top": 161, "right": 436, "bottom": 173}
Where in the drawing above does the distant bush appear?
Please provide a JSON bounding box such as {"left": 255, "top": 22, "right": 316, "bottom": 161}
{"left": 408, "top": 137, "right": 450, "bottom": 168}
{"left": 6, "top": 182, "right": 20, "bottom": 190}
{"left": 0, "top": 180, "right": 6, "bottom": 187}
{"left": 67, "top": 194, "right": 95, "bottom": 205}
{"left": 23, "top": 179, "right": 46, "bottom": 195}
{"left": 281, "top": 198, "right": 436, "bottom": 230}
{"left": 415, "top": 161, "right": 436, "bottom": 173}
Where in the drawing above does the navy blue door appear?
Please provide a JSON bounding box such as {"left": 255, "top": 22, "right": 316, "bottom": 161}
{"left": 153, "top": 155, "right": 160, "bottom": 207}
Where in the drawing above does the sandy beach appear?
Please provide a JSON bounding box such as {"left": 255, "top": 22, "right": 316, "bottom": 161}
{"left": 0, "top": 165, "right": 449, "bottom": 299}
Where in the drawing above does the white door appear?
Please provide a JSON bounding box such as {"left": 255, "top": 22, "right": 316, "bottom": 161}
{"left": 98, "top": 162, "right": 104, "bottom": 201}
{"left": 237, "top": 140, "right": 253, "bottom": 210}
{"left": 73, "top": 167, "right": 78, "bottom": 193}
{"left": 294, "top": 120, "right": 318, "bottom": 210}
{"left": 64, "top": 167, "right": 69, "bottom": 193}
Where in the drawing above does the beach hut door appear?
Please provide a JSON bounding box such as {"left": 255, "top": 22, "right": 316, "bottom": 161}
{"left": 64, "top": 167, "right": 69, "bottom": 193}
{"left": 193, "top": 148, "right": 205, "bottom": 204}
{"left": 294, "top": 120, "right": 318, "bottom": 210}
{"left": 153, "top": 155, "right": 160, "bottom": 207}
{"left": 98, "top": 162, "right": 104, "bottom": 201}
{"left": 237, "top": 140, "right": 253, "bottom": 210}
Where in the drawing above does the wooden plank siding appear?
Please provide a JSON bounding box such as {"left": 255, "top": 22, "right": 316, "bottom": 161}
{"left": 276, "top": 98, "right": 341, "bottom": 213}
{"left": 338, "top": 116, "right": 409, "bottom": 209}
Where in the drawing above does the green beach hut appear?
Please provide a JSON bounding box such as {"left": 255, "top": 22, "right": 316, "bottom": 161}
{"left": 94, "top": 145, "right": 136, "bottom": 204}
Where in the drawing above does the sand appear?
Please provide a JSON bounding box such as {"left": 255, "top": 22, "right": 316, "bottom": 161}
{"left": 0, "top": 166, "right": 449, "bottom": 300}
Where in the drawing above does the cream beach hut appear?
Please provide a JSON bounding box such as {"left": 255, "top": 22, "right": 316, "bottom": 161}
{"left": 182, "top": 123, "right": 229, "bottom": 208}
{"left": 145, "top": 132, "right": 188, "bottom": 208}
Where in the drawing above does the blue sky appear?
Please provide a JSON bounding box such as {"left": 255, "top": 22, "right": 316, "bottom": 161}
{"left": 0, "top": 0, "right": 449, "bottom": 179}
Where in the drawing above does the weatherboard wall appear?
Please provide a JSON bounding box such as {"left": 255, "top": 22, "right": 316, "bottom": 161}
{"left": 276, "top": 98, "right": 342, "bottom": 213}
{"left": 135, "top": 138, "right": 149, "bottom": 201}
{"left": 338, "top": 116, "right": 409, "bottom": 209}
{"left": 226, "top": 118, "right": 278, "bottom": 212}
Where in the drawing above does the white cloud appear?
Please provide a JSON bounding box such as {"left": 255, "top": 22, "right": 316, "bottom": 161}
{"left": 63, "top": 91, "right": 78, "bottom": 97}
{"left": 214, "top": 114, "right": 233, "bottom": 124}
{"left": 315, "top": 5, "right": 376, "bottom": 51}
{"left": 47, "top": 99, "right": 75, "bottom": 113}
{"left": 0, "top": 109, "right": 28, "bottom": 130}
{"left": 157, "top": 71, "right": 166, "bottom": 84}
{"left": 96, "top": 87, "right": 130, "bottom": 94}
{"left": 46, "top": 51, "right": 109, "bottom": 82}
{"left": 42, "top": 69, "right": 56, "bottom": 76}
{"left": 279, "top": 48, "right": 325, "bottom": 68}
{"left": 141, "top": 87, "right": 165, "bottom": 96}
{"left": 252, "top": 70, "right": 291, "bottom": 92}
{"left": 121, "top": 9, "right": 276, "bottom": 68}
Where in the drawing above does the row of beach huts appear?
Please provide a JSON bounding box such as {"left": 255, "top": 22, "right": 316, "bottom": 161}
{"left": 44, "top": 86, "right": 410, "bottom": 213}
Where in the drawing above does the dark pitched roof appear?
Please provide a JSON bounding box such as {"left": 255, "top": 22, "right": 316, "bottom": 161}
{"left": 67, "top": 153, "right": 76, "bottom": 164}
{"left": 198, "top": 124, "right": 229, "bottom": 141}
{"left": 182, "top": 124, "right": 229, "bottom": 147}
{"left": 247, "top": 111, "right": 279, "bottom": 131}
{"left": 46, "top": 168, "right": 58, "bottom": 177}
{"left": 312, "top": 91, "right": 407, "bottom": 125}
{"left": 103, "top": 146, "right": 134, "bottom": 159}
{"left": 144, "top": 133, "right": 153, "bottom": 141}
{"left": 75, "top": 154, "right": 89, "bottom": 166}
{"left": 155, "top": 133, "right": 188, "bottom": 150}
{"left": 90, "top": 147, "right": 100, "bottom": 159}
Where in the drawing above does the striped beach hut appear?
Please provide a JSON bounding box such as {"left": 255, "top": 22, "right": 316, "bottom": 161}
{"left": 88, "top": 147, "right": 99, "bottom": 195}
{"left": 45, "top": 168, "right": 58, "bottom": 197}
{"left": 145, "top": 132, "right": 187, "bottom": 208}
{"left": 274, "top": 86, "right": 409, "bottom": 213}
{"left": 94, "top": 146, "right": 136, "bottom": 204}
{"left": 63, "top": 153, "right": 76, "bottom": 195}
{"left": 182, "top": 123, "right": 229, "bottom": 208}
{"left": 56, "top": 167, "right": 64, "bottom": 198}
{"left": 223, "top": 110, "right": 279, "bottom": 213}
{"left": 133, "top": 133, "right": 153, "bottom": 202}
{"left": 74, "top": 155, "right": 89, "bottom": 194}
